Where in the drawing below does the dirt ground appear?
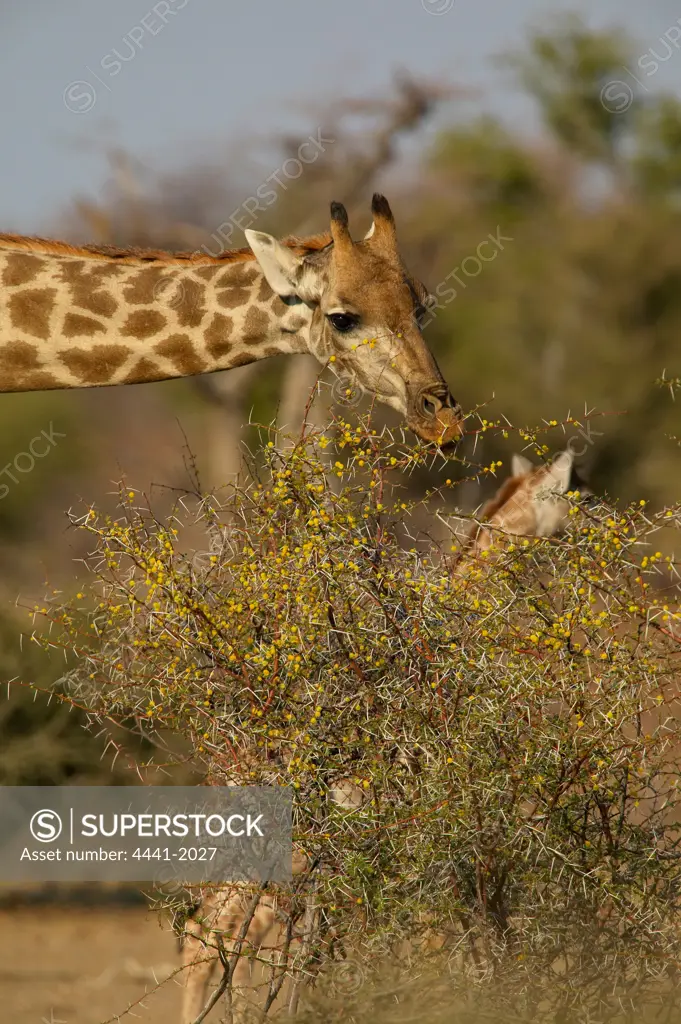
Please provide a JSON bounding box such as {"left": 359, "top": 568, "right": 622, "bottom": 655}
{"left": 0, "top": 905, "right": 183, "bottom": 1024}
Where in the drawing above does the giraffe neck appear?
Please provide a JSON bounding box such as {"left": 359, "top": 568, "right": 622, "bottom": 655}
{"left": 454, "top": 480, "right": 534, "bottom": 571}
{"left": 0, "top": 236, "right": 320, "bottom": 391}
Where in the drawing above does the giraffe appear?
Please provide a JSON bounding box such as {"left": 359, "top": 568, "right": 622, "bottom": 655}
{"left": 453, "top": 449, "right": 588, "bottom": 568}
{"left": 0, "top": 194, "right": 464, "bottom": 446}
{"left": 179, "top": 766, "right": 370, "bottom": 1024}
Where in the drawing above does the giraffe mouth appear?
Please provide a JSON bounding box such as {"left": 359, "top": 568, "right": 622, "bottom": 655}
{"left": 407, "top": 409, "right": 465, "bottom": 449}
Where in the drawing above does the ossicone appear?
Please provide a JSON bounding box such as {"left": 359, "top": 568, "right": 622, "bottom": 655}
{"left": 329, "top": 200, "right": 353, "bottom": 252}
{"left": 366, "top": 193, "right": 398, "bottom": 254}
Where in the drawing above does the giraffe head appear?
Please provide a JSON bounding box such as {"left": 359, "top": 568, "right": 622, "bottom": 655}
{"left": 461, "top": 449, "right": 590, "bottom": 559}
{"left": 245, "top": 194, "right": 463, "bottom": 447}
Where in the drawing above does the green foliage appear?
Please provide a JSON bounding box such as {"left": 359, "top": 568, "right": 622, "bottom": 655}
{"left": 40, "top": 422, "right": 681, "bottom": 1020}
{"left": 0, "top": 392, "right": 86, "bottom": 536}
{"left": 508, "top": 14, "right": 638, "bottom": 161}
{"left": 0, "top": 604, "right": 136, "bottom": 785}
{"left": 430, "top": 118, "right": 550, "bottom": 214}
{"left": 632, "top": 96, "right": 681, "bottom": 197}
{"left": 410, "top": 97, "right": 681, "bottom": 507}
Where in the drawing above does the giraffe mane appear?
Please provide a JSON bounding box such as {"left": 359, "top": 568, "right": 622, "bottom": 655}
{"left": 477, "top": 474, "right": 526, "bottom": 523}
{"left": 0, "top": 231, "right": 333, "bottom": 266}
{"left": 457, "top": 474, "right": 526, "bottom": 555}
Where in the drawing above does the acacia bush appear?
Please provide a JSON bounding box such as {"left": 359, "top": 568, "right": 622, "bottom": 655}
{"left": 37, "top": 417, "right": 681, "bottom": 1021}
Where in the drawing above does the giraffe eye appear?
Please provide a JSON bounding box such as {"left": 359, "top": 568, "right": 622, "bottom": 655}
{"left": 327, "top": 313, "right": 358, "bottom": 333}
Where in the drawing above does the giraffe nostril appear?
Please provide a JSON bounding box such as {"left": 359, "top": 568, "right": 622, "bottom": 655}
{"left": 423, "top": 396, "right": 437, "bottom": 416}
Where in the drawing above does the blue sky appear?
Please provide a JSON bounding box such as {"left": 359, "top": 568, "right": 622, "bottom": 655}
{"left": 2, "top": 0, "right": 681, "bottom": 234}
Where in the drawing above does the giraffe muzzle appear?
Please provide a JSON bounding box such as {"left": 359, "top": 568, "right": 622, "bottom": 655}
{"left": 409, "top": 391, "right": 465, "bottom": 448}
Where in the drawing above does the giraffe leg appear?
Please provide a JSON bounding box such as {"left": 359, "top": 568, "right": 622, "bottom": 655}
{"left": 218, "top": 895, "right": 279, "bottom": 1023}
{"left": 181, "top": 910, "right": 221, "bottom": 1024}
{"left": 180, "top": 889, "right": 281, "bottom": 1024}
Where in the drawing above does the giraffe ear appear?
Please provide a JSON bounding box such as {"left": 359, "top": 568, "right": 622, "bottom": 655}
{"left": 245, "top": 230, "right": 301, "bottom": 296}
{"left": 511, "top": 454, "right": 533, "bottom": 477}
{"left": 545, "top": 450, "right": 574, "bottom": 492}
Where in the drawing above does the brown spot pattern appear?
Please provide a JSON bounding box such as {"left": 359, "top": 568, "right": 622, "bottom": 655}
{"left": 88, "top": 262, "right": 125, "bottom": 279}
{"left": 9, "top": 288, "right": 56, "bottom": 340}
{"left": 242, "top": 306, "right": 270, "bottom": 345}
{"left": 60, "top": 257, "right": 119, "bottom": 317}
{"left": 74, "top": 287, "right": 118, "bottom": 318}
{"left": 0, "top": 341, "right": 40, "bottom": 369}
{"left": 122, "top": 266, "right": 167, "bottom": 304}
{"left": 217, "top": 264, "right": 258, "bottom": 289}
{"left": 0, "top": 370, "right": 60, "bottom": 392}
{"left": 228, "top": 352, "right": 257, "bottom": 367}
{"left": 204, "top": 313, "right": 234, "bottom": 359}
{"left": 62, "top": 259, "right": 123, "bottom": 283}
{"left": 195, "top": 266, "right": 221, "bottom": 281}
{"left": 23, "top": 371, "right": 60, "bottom": 390}
{"left": 2, "top": 253, "right": 45, "bottom": 287}
{"left": 0, "top": 228, "right": 341, "bottom": 390}
{"left": 123, "top": 357, "right": 167, "bottom": 383}
{"left": 175, "top": 277, "right": 206, "bottom": 329}
{"left": 58, "top": 258, "right": 86, "bottom": 280}
{"left": 155, "top": 334, "right": 207, "bottom": 375}
{"left": 0, "top": 341, "right": 42, "bottom": 389}
{"left": 63, "top": 312, "right": 106, "bottom": 338}
{"left": 272, "top": 296, "right": 298, "bottom": 318}
{"left": 217, "top": 286, "right": 251, "bottom": 309}
{"left": 256, "top": 277, "right": 273, "bottom": 303}
{"left": 59, "top": 344, "right": 131, "bottom": 383}
{"left": 121, "top": 309, "right": 167, "bottom": 340}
